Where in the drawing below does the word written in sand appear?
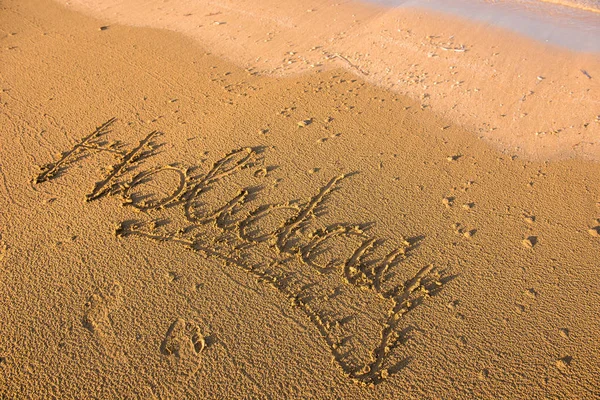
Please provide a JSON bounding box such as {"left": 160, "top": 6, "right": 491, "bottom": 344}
{"left": 34, "top": 118, "right": 452, "bottom": 385}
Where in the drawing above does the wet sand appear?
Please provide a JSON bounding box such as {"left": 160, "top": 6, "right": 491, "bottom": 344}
{"left": 1, "top": 0, "right": 599, "bottom": 398}
{"left": 374, "top": 0, "right": 600, "bottom": 52}
{"left": 538, "top": 0, "right": 600, "bottom": 13}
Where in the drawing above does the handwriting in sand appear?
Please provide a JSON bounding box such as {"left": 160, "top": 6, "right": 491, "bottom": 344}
{"left": 35, "top": 118, "right": 451, "bottom": 385}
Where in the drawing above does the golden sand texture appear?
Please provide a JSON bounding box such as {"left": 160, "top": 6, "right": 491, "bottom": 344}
{"left": 1, "top": 0, "right": 599, "bottom": 398}
{"left": 54, "top": 0, "right": 600, "bottom": 161}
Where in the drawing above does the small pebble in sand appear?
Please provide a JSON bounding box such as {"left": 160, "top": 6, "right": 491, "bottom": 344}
{"left": 99, "top": 26, "right": 109, "bottom": 31}
{"left": 478, "top": 369, "right": 489, "bottom": 380}
{"left": 556, "top": 356, "right": 572, "bottom": 371}
{"left": 515, "top": 304, "right": 525, "bottom": 314}
{"left": 525, "top": 288, "right": 538, "bottom": 299}
{"left": 463, "top": 229, "right": 476, "bottom": 238}
{"left": 587, "top": 227, "right": 600, "bottom": 237}
{"left": 298, "top": 119, "right": 312, "bottom": 127}
{"left": 446, "top": 300, "right": 459, "bottom": 310}
{"left": 522, "top": 236, "right": 537, "bottom": 248}
{"left": 559, "top": 328, "right": 570, "bottom": 339}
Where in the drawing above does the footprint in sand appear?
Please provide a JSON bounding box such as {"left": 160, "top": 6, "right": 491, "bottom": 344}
{"left": 82, "top": 282, "right": 125, "bottom": 359}
{"left": 83, "top": 282, "right": 123, "bottom": 334}
{"left": 160, "top": 318, "right": 206, "bottom": 378}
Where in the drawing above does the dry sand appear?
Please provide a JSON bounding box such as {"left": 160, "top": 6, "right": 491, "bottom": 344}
{"left": 1, "top": 0, "right": 599, "bottom": 398}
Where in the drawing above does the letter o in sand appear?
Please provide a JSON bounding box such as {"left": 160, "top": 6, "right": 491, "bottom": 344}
{"left": 125, "top": 166, "right": 186, "bottom": 210}
{"left": 300, "top": 225, "right": 366, "bottom": 271}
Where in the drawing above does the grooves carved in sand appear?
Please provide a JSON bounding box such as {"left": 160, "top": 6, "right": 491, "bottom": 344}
{"left": 35, "top": 119, "right": 452, "bottom": 385}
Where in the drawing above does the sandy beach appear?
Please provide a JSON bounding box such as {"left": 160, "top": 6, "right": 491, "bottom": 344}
{"left": 1, "top": 0, "right": 599, "bottom": 398}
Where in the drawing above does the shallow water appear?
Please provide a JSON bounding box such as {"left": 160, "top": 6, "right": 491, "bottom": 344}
{"left": 366, "top": 0, "right": 600, "bottom": 52}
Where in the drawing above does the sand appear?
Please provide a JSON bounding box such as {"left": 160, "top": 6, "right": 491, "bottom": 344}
{"left": 537, "top": 0, "right": 600, "bottom": 13}
{"left": 55, "top": 0, "right": 600, "bottom": 161}
{"left": 0, "top": 0, "right": 599, "bottom": 398}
